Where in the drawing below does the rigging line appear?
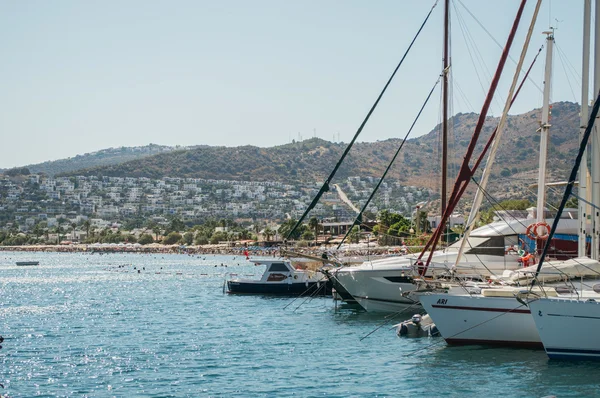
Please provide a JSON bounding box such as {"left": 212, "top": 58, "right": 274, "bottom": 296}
{"left": 528, "top": 185, "right": 557, "bottom": 210}
{"left": 455, "top": 0, "right": 544, "bottom": 94}
{"left": 285, "top": 0, "right": 440, "bottom": 240}
{"left": 469, "top": 176, "right": 531, "bottom": 234}
{"left": 453, "top": 1, "right": 492, "bottom": 86}
{"left": 451, "top": 1, "right": 488, "bottom": 98}
{"left": 439, "top": 45, "right": 545, "bottom": 247}
{"left": 452, "top": 0, "right": 506, "bottom": 111}
{"left": 453, "top": 78, "right": 476, "bottom": 110}
{"left": 282, "top": 281, "right": 322, "bottom": 310}
{"left": 554, "top": 43, "right": 579, "bottom": 103}
{"left": 448, "top": 0, "right": 544, "bottom": 273}
{"left": 555, "top": 42, "right": 582, "bottom": 82}
{"left": 359, "top": 302, "right": 422, "bottom": 341}
{"left": 336, "top": 76, "right": 442, "bottom": 249}
{"left": 293, "top": 282, "right": 327, "bottom": 312}
{"left": 564, "top": 191, "right": 600, "bottom": 213}
{"left": 533, "top": 89, "right": 600, "bottom": 285}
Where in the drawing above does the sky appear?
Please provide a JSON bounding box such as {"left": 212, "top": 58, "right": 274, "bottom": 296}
{"left": 0, "top": 0, "right": 587, "bottom": 169}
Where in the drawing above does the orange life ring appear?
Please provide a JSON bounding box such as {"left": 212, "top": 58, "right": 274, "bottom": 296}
{"left": 534, "top": 222, "right": 550, "bottom": 240}
{"left": 526, "top": 223, "right": 537, "bottom": 240}
{"left": 526, "top": 222, "right": 550, "bottom": 240}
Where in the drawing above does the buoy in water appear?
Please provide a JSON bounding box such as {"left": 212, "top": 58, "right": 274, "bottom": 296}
{"left": 394, "top": 314, "right": 439, "bottom": 338}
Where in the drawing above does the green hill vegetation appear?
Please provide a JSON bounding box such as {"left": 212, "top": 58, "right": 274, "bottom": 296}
{"left": 57, "top": 102, "right": 580, "bottom": 201}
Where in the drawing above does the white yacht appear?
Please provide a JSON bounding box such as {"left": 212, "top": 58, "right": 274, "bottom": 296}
{"left": 331, "top": 212, "right": 578, "bottom": 313}
{"left": 528, "top": 293, "right": 600, "bottom": 359}
{"left": 418, "top": 257, "right": 600, "bottom": 347}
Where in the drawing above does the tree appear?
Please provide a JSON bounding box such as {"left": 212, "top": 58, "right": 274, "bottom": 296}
{"left": 162, "top": 232, "right": 182, "bottom": 245}
{"left": 152, "top": 226, "right": 161, "bottom": 241}
{"left": 302, "top": 230, "right": 315, "bottom": 241}
{"left": 210, "top": 231, "right": 229, "bottom": 244}
{"left": 278, "top": 219, "right": 305, "bottom": 240}
{"left": 348, "top": 226, "right": 360, "bottom": 244}
{"left": 263, "top": 227, "right": 274, "bottom": 242}
{"left": 308, "top": 217, "right": 320, "bottom": 246}
{"left": 83, "top": 220, "right": 91, "bottom": 239}
{"left": 478, "top": 199, "right": 533, "bottom": 226}
{"left": 138, "top": 234, "right": 154, "bottom": 245}
{"left": 565, "top": 196, "right": 578, "bottom": 208}
{"left": 182, "top": 231, "right": 194, "bottom": 246}
{"left": 167, "top": 217, "right": 185, "bottom": 233}
{"left": 71, "top": 222, "right": 77, "bottom": 241}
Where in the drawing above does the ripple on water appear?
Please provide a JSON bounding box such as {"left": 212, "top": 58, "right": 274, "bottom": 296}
{"left": 1, "top": 252, "right": 600, "bottom": 397}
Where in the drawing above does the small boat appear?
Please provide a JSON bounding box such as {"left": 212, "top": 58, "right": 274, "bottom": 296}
{"left": 16, "top": 261, "right": 39, "bottom": 266}
{"left": 226, "top": 259, "right": 332, "bottom": 296}
{"left": 394, "top": 314, "right": 439, "bottom": 338}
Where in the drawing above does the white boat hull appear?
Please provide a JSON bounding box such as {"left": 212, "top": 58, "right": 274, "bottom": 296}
{"left": 529, "top": 298, "right": 600, "bottom": 359}
{"left": 353, "top": 293, "right": 421, "bottom": 314}
{"left": 334, "top": 252, "right": 518, "bottom": 313}
{"left": 419, "top": 293, "right": 541, "bottom": 347}
{"left": 333, "top": 218, "right": 579, "bottom": 313}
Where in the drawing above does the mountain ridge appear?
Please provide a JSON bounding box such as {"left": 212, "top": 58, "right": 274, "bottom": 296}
{"left": 6, "top": 101, "right": 581, "bottom": 201}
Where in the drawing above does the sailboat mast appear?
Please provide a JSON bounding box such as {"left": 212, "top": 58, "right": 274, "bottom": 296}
{"left": 442, "top": 0, "right": 449, "bottom": 215}
{"left": 579, "top": 0, "right": 591, "bottom": 257}
{"left": 449, "top": 0, "right": 542, "bottom": 269}
{"left": 593, "top": 0, "right": 600, "bottom": 260}
{"left": 535, "top": 31, "right": 554, "bottom": 226}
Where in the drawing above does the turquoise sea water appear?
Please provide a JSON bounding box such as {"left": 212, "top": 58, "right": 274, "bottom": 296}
{"left": 0, "top": 252, "right": 599, "bottom": 397}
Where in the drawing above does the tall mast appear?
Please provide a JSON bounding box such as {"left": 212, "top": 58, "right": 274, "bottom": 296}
{"left": 451, "top": 0, "right": 542, "bottom": 269}
{"left": 579, "top": 0, "right": 591, "bottom": 257}
{"left": 442, "top": 0, "right": 449, "bottom": 216}
{"left": 535, "top": 31, "right": 554, "bottom": 229}
{"left": 593, "top": 0, "right": 600, "bottom": 260}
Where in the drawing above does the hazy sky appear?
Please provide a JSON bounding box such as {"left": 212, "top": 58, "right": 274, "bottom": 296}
{"left": 0, "top": 1, "right": 586, "bottom": 168}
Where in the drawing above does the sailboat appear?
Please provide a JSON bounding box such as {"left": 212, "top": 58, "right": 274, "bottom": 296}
{"left": 331, "top": 0, "right": 579, "bottom": 314}
{"left": 526, "top": 0, "right": 600, "bottom": 360}
{"left": 421, "top": 2, "right": 600, "bottom": 348}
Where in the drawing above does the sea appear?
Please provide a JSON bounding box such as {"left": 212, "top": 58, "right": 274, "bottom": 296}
{"left": 0, "top": 252, "right": 598, "bottom": 397}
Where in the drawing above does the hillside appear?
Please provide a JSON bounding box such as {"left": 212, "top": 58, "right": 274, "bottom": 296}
{"left": 15, "top": 144, "right": 189, "bottom": 176}
{"left": 59, "top": 102, "right": 581, "bottom": 202}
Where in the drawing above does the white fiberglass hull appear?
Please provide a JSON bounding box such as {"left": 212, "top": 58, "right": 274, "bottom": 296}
{"left": 334, "top": 252, "right": 518, "bottom": 313}
{"left": 529, "top": 298, "right": 600, "bottom": 360}
{"left": 353, "top": 292, "right": 421, "bottom": 314}
{"left": 419, "top": 293, "right": 541, "bottom": 348}
{"left": 334, "top": 217, "right": 578, "bottom": 313}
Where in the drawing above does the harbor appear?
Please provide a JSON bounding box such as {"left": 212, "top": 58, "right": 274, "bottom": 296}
{"left": 1, "top": 0, "right": 599, "bottom": 395}
{"left": 0, "top": 251, "right": 596, "bottom": 397}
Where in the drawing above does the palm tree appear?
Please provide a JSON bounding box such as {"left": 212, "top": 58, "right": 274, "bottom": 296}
{"left": 57, "top": 226, "right": 65, "bottom": 244}
{"left": 83, "top": 220, "right": 91, "bottom": 239}
{"left": 308, "top": 217, "right": 320, "bottom": 246}
{"left": 71, "top": 222, "right": 77, "bottom": 241}
{"left": 152, "top": 226, "right": 161, "bottom": 242}
{"left": 263, "top": 227, "right": 274, "bottom": 242}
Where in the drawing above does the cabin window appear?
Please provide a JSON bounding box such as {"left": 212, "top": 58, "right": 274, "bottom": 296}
{"left": 384, "top": 276, "right": 414, "bottom": 283}
{"left": 504, "top": 235, "right": 519, "bottom": 247}
{"left": 267, "top": 263, "right": 289, "bottom": 272}
{"left": 464, "top": 236, "right": 505, "bottom": 256}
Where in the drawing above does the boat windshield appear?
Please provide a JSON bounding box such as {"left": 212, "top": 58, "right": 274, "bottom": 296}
{"left": 267, "top": 263, "right": 290, "bottom": 272}
{"left": 446, "top": 235, "right": 519, "bottom": 256}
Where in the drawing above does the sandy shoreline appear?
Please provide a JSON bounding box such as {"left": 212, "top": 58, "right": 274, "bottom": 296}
{"left": 0, "top": 243, "right": 399, "bottom": 260}
{"left": 0, "top": 244, "right": 278, "bottom": 256}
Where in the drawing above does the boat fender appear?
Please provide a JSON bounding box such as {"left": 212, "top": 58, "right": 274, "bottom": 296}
{"left": 398, "top": 324, "right": 408, "bottom": 337}
{"left": 428, "top": 324, "right": 440, "bottom": 337}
